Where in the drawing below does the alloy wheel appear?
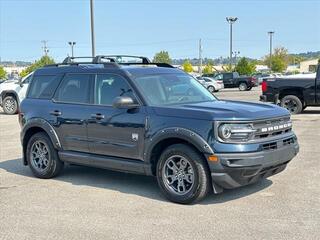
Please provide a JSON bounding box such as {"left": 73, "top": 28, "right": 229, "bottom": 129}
{"left": 30, "top": 140, "right": 50, "bottom": 172}
{"left": 162, "top": 155, "right": 195, "bottom": 195}
{"left": 283, "top": 99, "right": 298, "bottom": 113}
{"left": 4, "top": 99, "right": 16, "bottom": 113}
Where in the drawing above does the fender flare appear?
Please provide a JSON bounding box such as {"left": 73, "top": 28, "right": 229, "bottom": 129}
{"left": 144, "top": 127, "right": 214, "bottom": 162}
{"left": 21, "top": 118, "right": 62, "bottom": 165}
{"left": 1, "top": 90, "right": 19, "bottom": 104}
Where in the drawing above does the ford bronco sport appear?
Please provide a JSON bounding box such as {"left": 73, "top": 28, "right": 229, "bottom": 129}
{"left": 20, "top": 55, "right": 299, "bottom": 204}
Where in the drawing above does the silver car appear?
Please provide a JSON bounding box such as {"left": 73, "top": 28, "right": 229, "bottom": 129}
{"left": 196, "top": 76, "right": 224, "bottom": 92}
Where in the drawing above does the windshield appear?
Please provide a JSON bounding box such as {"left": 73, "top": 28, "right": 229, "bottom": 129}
{"left": 132, "top": 73, "right": 217, "bottom": 106}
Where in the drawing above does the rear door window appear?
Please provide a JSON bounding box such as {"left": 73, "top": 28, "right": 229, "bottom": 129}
{"left": 54, "top": 74, "right": 93, "bottom": 104}
{"left": 27, "top": 75, "right": 59, "bottom": 99}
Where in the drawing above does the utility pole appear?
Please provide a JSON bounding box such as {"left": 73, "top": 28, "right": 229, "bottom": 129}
{"left": 41, "top": 40, "right": 49, "bottom": 56}
{"left": 226, "top": 17, "right": 238, "bottom": 68}
{"left": 199, "top": 38, "right": 203, "bottom": 75}
{"left": 233, "top": 51, "right": 240, "bottom": 64}
{"left": 68, "top": 42, "right": 76, "bottom": 57}
{"left": 268, "top": 31, "right": 274, "bottom": 71}
{"left": 90, "top": 0, "right": 96, "bottom": 57}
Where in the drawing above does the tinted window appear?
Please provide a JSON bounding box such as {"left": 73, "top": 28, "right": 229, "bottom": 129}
{"left": 23, "top": 73, "right": 33, "bottom": 84}
{"left": 55, "top": 74, "right": 92, "bottom": 104}
{"left": 133, "top": 73, "right": 216, "bottom": 106}
{"left": 28, "top": 75, "right": 59, "bottom": 99}
{"left": 224, "top": 73, "right": 233, "bottom": 79}
{"left": 95, "top": 74, "right": 134, "bottom": 105}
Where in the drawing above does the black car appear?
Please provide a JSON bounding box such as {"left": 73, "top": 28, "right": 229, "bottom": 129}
{"left": 19, "top": 55, "right": 299, "bottom": 204}
{"left": 203, "top": 72, "right": 257, "bottom": 91}
{"left": 260, "top": 65, "right": 320, "bottom": 114}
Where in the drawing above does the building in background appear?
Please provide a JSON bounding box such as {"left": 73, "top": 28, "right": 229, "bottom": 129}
{"left": 299, "top": 59, "right": 318, "bottom": 73}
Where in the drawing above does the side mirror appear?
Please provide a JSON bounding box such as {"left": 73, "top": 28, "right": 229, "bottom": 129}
{"left": 112, "top": 96, "right": 139, "bottom": 109}
{"left": 18, "top": 78, "right": 23, "bottom": 87}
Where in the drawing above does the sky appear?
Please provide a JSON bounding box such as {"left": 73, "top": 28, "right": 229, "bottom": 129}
{"left": 0, "top": 0, "right": 319, "bottom": 62}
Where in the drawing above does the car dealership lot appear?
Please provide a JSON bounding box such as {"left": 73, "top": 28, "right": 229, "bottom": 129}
{"left": 0, "top": 88, "right": 319, "bottom": 240}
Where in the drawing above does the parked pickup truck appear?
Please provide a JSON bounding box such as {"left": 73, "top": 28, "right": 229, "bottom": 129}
{"left": 203, "top": 72, "right": 257, "bottom": 91}
{"left": 260, "top": 65, "right": 320, "bottom": 114}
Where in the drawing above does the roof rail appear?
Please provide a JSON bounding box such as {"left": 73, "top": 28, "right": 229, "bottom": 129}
{"left": 93, "top": 55, "right": 151, "bottom": 64}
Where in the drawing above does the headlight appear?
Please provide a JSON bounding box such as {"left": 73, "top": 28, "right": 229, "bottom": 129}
{"left": 218, "top": 123, "right": 256, "bottom": 142}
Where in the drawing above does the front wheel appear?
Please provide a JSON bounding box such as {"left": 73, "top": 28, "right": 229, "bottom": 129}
{"left": 280, "top": 95, "right": 303, "bottom": 114}
{"left": 156, "top": 144, "right": 211, "bottom": 204}
{"left": 3, "top": 96, "right": 18, "bottom": 114}
{"left": 239, "top": 83, "right": 248, "bottom": 91}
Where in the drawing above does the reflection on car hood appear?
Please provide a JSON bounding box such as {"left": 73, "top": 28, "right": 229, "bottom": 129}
{"left": 153, "top": 100, "right": 290, "bottom": 121}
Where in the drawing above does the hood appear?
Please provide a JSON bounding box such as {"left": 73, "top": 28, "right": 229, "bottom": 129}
{"left": 153, "top": 100, "right": 290, "bottom": 121}
{"left": 0, "top": 81, "right": 19, "bottom": 92}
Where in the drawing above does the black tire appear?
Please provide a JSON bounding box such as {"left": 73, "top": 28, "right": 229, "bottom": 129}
{"left": 26, "top": 132, "right": 64, "bottom": 179}
{"left": 207, "top": 85, "right": 215, "bottom": 93}
{"left": 3, "top": 96, "right": 18, "bottom": 115}
{"left": 156, "top": 144, "right": 211, "bottom": 204}
{"left": 247, "top": 86, "right": 252, "bottom": 91}
{"left": 280, "top": 95, "right": 303, "bottom": 114}
{"left": 239, "top": 82, "right": 248, "bottom": 91}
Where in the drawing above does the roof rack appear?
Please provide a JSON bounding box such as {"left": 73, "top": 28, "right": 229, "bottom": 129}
{"left": 93, "top": 55, "right": 151, "bottom": 64}
{"left": 62, "top": 56, "right": 95, "bottom": 64}
{"left": 45, "top": 55, "right": 174, "bottom": 68}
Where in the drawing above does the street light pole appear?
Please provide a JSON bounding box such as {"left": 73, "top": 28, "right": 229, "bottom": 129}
{"left": 68, "top": 42, "right": 76, "bottom": 58}
{"left": 90, "top": 0, "right": 96, "bottom": 57}
{"left": 199, "top": 38, "right": 202, "bottom": 75}
{"left": 268, "top": 31, "right": 275, "bottom": 71}
{"left": 233, "top": 51, "right": 240, "bottom": 64}
{"left": 226, "top": 17, "right": 238, "bottom": 68}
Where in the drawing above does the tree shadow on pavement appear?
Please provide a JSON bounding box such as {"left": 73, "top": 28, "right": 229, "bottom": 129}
{"left": 0, "top": 158, "right": 272, "bottom": 204}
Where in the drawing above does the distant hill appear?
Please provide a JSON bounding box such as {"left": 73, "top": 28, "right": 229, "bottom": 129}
{"left": 289, "top": 51, "right": 320, "bottom": 59}
{"left": 0, "top": 61, "right": 32, "bottom": 67}
{"left": 172, "top": 51, "right": 320, "bottom": 66}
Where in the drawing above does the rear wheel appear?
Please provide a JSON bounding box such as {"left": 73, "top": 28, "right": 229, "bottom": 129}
{"left": 3, "top": 96, "right": 18, "bottom": 115}
{"left": 207, "top": 85, "right": 215, "bottom": 93}
{"left": 239, "top": 83, "right": 248, "bottom": 91}
{"left": 156, "top": 144, "right": 211, "bottom": 204}
{"left": 280, "top": 95, "right": 303, "bottom": 114}
{"left": 26, "top": 132, "right": 64, "bottom": 178}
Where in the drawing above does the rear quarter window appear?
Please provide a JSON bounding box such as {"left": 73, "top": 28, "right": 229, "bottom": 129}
{"left": 27, "top": 75, "right": 61, "bottom": 99}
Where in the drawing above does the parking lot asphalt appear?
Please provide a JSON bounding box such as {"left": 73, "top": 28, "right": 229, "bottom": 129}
{"left": 0, "top": 87, "right": 319, "bottom": 240}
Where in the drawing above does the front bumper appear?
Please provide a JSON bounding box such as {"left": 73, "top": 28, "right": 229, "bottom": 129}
{"left": 208, "top": 137, "right": 299, "bottom": 191}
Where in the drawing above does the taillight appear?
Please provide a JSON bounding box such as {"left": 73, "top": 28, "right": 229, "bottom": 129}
{"left": 262, "top": 81, "right": 268, "bottom": 92}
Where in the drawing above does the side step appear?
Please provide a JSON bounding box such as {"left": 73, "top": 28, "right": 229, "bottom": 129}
{"left": 58, "top": 151, "right": 153, "bottom": 176}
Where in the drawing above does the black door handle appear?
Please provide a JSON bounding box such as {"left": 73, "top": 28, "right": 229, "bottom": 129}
{"left": 91, "top": 113, "right": 105, "bottom": 120}
{"left": 50, "top": 110, "right": 62, "bottom": 116}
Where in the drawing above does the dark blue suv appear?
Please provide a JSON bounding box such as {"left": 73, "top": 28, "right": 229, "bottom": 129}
{"left": 19, "top": 55, "right": 299, "bottom": 204}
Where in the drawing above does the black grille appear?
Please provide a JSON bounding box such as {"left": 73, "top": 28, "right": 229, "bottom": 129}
{"left": 262, "top": 142, "right": 277, "bottom": 151}
{"left": 283, "top": 137, "right": 295, "bottom": 146}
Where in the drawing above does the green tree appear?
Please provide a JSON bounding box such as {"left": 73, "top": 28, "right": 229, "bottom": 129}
{"left": 235, "top": 57, "right": 256, "bottom": 75}
{"left": 202, "top": 60, "right": 214, "bottom": 74}
{"left": 20, "top": 55, "right": 55, "bottom": 77}
{"left": 153, "top": 51, "right": 172, "bottom": 64}
{"left": 270, "top": 56, "right": 287, "bottom": 72}
{"left": 182, "top": 60, "right": 193, "bottom": 73}
{"left": 0, "top": 66, "right": 7, "bottom": 79}
{"left": 264, "top": 46, "right": 289, "bottom": 72}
